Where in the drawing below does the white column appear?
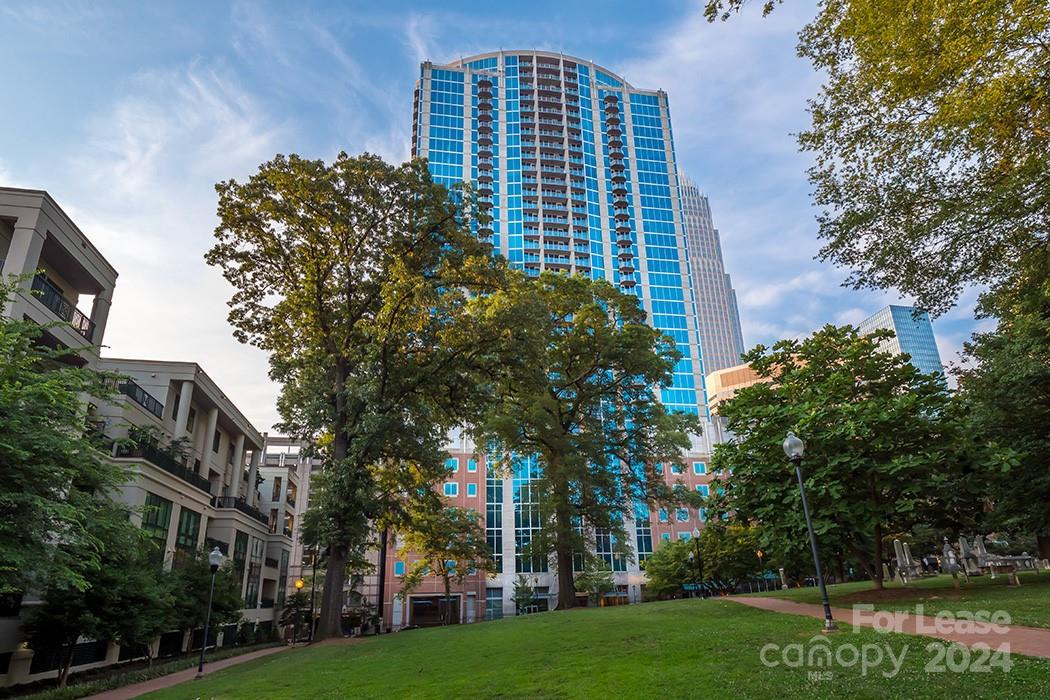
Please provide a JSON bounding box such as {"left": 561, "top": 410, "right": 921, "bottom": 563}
{"left": 1, "top": 224, "right": 45, "bottom": 316}
{"left": 201, "top": 406, "right": 219, "bottom": 477}
{"left": 229, "top": 433, "right": 245, "bottom": 498}
{"left": 246, "top": 446, "right": 261, "bottom": 506}
{"left": 89, "top": 286, "right": 114, "bottom": 347}
{"left": 174, "top": 380, "right": 194, "bottom": 441}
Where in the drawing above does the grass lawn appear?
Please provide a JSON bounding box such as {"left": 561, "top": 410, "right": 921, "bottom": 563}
{"left": 751, "top": 572, "right": 1050, "bottom": 628}
{"left": 144, "top": 599, "right": 1050, "bottom": 699}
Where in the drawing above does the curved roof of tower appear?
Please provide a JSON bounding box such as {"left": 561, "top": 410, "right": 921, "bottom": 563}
{"left": 440, "top": 50, "right": 638, "bottom": 91}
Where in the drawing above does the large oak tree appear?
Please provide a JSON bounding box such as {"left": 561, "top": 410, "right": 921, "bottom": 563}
{"left": 207, "top": 153, "right": 508, "bottom": 639}
{"left": 476, "top": 272, "right": 702, "bottom": 609}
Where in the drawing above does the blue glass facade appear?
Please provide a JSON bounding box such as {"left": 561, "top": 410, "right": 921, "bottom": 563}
{"left": 413, "top": 52, "right": 716, "bottom": 613}
{"left": 858, "top": 305, "right": 943, "bottom": 377}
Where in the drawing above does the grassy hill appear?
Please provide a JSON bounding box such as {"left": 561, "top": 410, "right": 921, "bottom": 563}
{"left": 144, "top": 598, "right": 1050, "bottom": 699}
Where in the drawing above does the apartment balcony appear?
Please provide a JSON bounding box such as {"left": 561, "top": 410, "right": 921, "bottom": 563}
{"left": 118, "top": 378, "right": 164, "bottom": 419}
{"left": 114, "top": 443, "right": 212, "bottom": 494}
{"left": 29, "top": 274, "right": 95, "bottom": 341}
{"left": 211, "top": 496, "right": 268, "bottom": 525}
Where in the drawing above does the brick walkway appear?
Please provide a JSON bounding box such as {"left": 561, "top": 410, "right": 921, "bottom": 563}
{"left": 731, "top": 596, "right": 1050, "bottom": 658}
{"left": 83, "top": 645, "right": 290, "bottom": 700}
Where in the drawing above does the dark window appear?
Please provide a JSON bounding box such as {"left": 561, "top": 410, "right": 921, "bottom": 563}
{"left": 173, "top": 507, "right": 201, "bottom": 568}
{"left": 212, "top": 430, "right": 221, "bottom": 453}
{"left": 141, "top": 492, "right": 173, "bottom": 564}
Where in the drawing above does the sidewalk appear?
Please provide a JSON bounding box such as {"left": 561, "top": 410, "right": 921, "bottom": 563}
{"left": 84, "top": 645, "right": 290, "bottom": 700}
{"left": 731, "top": 596, "right": 1050, "bottom": 659}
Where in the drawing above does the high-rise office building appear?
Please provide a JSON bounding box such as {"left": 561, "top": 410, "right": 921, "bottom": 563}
{"left": 396, "top": 50, "right": 718, "bottom": 626}
{"left": 859, "top": 305, "right": 943, "bottom": 377}
{"left": 678, "top": 173, "right": 745, "bottom": 372}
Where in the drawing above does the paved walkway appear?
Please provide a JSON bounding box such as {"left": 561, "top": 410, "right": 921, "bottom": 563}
{"left": 84, "top": 645, "right": 290, "bottom": 700}
{"left": 732, "top": 597, "right": 1050, "bottom": 659}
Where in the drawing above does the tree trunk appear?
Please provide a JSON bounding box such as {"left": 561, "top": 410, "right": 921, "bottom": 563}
{"left": 58, "top": 644, "right": 75, "bottom": 688}
{"left": 443, "top": 575, "right": 452, "bottom": 626}
{"left": 871, "top": 525, "right": 884, "bottom": 590}
{"left": 375, "top": 528, "right": 388, "bottom": 634}
{"left": 315, "top": 544, "right": 347, "bottom": 640}
{"left": 836, "top": 552, "right": 846, "bottom": 583}
{"left": 1037, "top": 534, "right": 1050, "bottom": 561}
{"left": 553, "top": 481, "right": 576, "bottom": 610}
{"left": 316, "top": 363, "right": 351, "bottom": 641}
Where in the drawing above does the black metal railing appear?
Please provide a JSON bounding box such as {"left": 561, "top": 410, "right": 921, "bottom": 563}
{"left": 211, "top": 496, "right": 268, "bottom": 525}
{"left": 118, "top": 379, "right": 164, "bottom": 418}
{"left": 115, "top": 443, "right": 211, "bottom": 494}
{"left": 260, "top": 598, "right": 275, "bottom": 609}
{"left": 264, "top": 557, "right": 279, "bottom": 569}
{"left": 286, "top": 492, "right": 296, "bottom": 508}
{"left": 30, "top": 274, "right": 95, "bottom": 341}
{"left": 283, "top": 525, "right": 293, "bottom": 538}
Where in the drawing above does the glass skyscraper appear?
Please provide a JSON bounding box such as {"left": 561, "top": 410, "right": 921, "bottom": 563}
{"left": 678, "top": 172, "right": 745, "bottom": 372}
{"left": 400, "top": 50, "right": 718, "bottom": 622}
{"left": 858, "top": 305, "right": 943, "bottom": 377}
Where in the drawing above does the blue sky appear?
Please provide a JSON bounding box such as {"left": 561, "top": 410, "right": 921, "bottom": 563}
{"left": 0, "top": 0, "right": 985, "bottom": 430}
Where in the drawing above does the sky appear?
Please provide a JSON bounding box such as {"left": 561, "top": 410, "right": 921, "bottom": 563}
{"left": 0, "top": 0, "right": 987, "bottom": 431}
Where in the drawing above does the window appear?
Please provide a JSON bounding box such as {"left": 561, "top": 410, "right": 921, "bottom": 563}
{"left": 699, "top": 507, "right": 708, "bottom": 522}
{"left": 467, "top": 459, "right": 478, "bottom": 473}
{"left": 670, "top": 464, "right": 682, "bottom": 475}
{"left": 446, "top": 457, "right": 459, "bottom": 473}
{"left": 676, "top": 508, "right": 689, "bottom": 522}
{"left": 661, "top": 533, "right": 671, "bottom": 542}
{"left": 467, "top": 483, "right": 477, "bottom": 497}
{"left": 655, "top": 463, "right": 664, "bottom": 474}
{"left": 678, "top": 532, "right": 692, "bottom": 541}
{"left": 272, "top": 476, "right": 283, "bottom": 502}
{"left": 485, "top": 588, "right": 503, "bottom": 621}
{"left": 394, "top": 561, "right": 406, "bottom": 576}
{"left": 658, "top": 508, "right": 668, "bottom": 523}
{"left": 233, "top": 530, "right": 248, "bottom": 587}
{"left": 141, "top": 492, "right": 172, "bottom": 561}
{"left": 173, "top": 507, "right": 201, "bottom": 567}
{"left": 186, "top": 407, "right": 196, "bottom": 433}
{"left": 693, "top": 462, "right": 706, "bottom": 475}
{"left": 212, "top": 429, "right": 221, "bottom": 453}
{"left": 171, "top": 391, "right": 180, "bottom": 420}
{"left": 697, "top": 484, "right": 710, "bottom": 498}
{"left": 444, "top": 482, "right": 459, "bottom": 497}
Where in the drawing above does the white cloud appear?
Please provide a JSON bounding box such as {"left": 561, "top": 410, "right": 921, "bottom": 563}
{"left": 59, "top": 63, "right": 289, "bottom": 430}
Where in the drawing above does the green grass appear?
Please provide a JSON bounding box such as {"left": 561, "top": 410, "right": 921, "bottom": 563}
{"left": 5, "top": 643, "right": 282, "bottom": 700}
{"left": 144, "top": 600, "right": 1050, "bottom": 699}
{"left": 751, "top": 572, "right": 1050, "bottom": 628}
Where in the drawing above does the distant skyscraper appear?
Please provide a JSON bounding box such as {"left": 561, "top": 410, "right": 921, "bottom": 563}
{"left": 405, "top": 50, "right": 720, "bottom": 623}
{"left": 678, "top": 173, "right": 745, "bottom": 372}
{"left": 859, "top": 305, "right": 943, "bottom": 376}
{"left": 412, "top": 50, "right": 709, "bottom": 419}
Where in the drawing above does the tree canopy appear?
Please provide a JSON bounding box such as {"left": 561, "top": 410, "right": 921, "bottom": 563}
{"left": 476, "top": 272, "right": 702, "bottom": 610}
{"left": 396, "top": 505, "right": 495, "bottom": 625}
{"left": 709, "top": 324, "right": 987, "bottom": 589}
{"left": 0, "top": 282, "right": 130, "bottom": 595}
{"left": 207, "top": 152, "right": 508, "bottom": 639}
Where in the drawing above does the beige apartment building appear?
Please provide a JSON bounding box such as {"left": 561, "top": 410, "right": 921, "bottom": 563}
{"left": 0, "top": 188, "right": 291, "bottom": 688}
{"left": 0, "top": 187, "right": 117, "bottom": 365}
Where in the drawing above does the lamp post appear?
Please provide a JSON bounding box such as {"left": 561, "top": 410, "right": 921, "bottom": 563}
{"left": 196, "top": 547, "right": 224, "bottom": 678}
{"left": 756, "top": 550, "right": 764, "bottom": 592}
{"left": 293, "top": 578, "right": 305, "bottom": 644}
{"left": 687, "top": 528, "right": 703, "bottom": 598}
{"left": 783, "top": 431, "right": 837, "bottom": 632}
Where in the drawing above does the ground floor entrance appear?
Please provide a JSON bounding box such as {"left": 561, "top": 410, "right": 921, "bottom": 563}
{"left": 409, "top": 594, "right": 461, "bottom": 627}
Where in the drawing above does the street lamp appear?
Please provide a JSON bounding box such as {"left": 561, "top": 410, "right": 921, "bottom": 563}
{"left": 783, "top": 431, "right": 837, "bottom": 632}
{"left": 688, "top": 528, "right": 703, "bottom": 598}
{"left": 293, "top": 578, "right": 305, "bottom": 644}
{"left": 196, "top": 547, "right": 224, "bottom": 678}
